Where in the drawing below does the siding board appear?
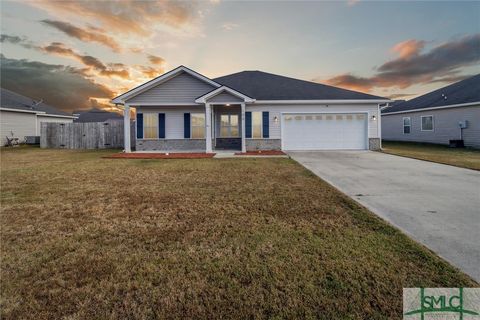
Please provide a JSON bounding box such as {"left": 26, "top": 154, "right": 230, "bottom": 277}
{"left": 382, "top": 105, "right": 480, "bottom": 148}
{"left": 126, "top": 72, "right": 215, "bottom": 104}
{"left": 207, "top": 92, "right": 243, "bottom": 103}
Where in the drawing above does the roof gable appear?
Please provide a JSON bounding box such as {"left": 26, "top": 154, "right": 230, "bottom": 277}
{"left": 214, "top": 71, "right": 387, "bottom": 101}
{"left": 383, "top": 74, "right": 480, "bottom": 114}
{"left": 195, "top": 86, "right": 255, "bottom": 104}
{"left": 112, "top": 66, "right": 221, "bottom": 104}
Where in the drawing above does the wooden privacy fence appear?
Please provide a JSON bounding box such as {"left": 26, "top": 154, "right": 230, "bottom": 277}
{"left": 40, "top": 121, "right": 135, "bottom": 149}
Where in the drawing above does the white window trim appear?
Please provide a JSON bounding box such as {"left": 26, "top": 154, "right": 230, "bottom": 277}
{"left": 421, "top": 115, "right": 434, "bottom": 132}
{"left": 219, "top": 114, "right": 240, "bottom": 138}
{"left": 402, "top": 117, "right": 411, "bottom": 134}
{"left": 250, "top": 111, "right": 263, "bottom": 140}
{"left": 142, "top": 112, "right": 159, "bottom": 140}
{"left": 190, "top": 113, "right": 206, "bottom": 139}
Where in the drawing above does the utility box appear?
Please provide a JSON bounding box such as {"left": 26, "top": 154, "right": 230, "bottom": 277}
{"left": 449, "top": 139, "right": 464, "bottom": 148}
{"left": 25, "top": 136, "right": 40, "bottom": 145}
{"left": 458, "top": 120, "right": 468, "bottom": 129}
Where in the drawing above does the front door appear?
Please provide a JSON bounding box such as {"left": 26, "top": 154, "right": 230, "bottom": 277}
{"left": 216, "top": 113, "right": 241, "bottom": 150}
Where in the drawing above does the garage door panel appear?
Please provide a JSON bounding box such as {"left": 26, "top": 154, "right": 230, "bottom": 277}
{"left": 283, "top": 113, "right": 367, "bottom": 150}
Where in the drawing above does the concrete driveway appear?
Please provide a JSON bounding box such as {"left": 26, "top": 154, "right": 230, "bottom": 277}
{"left": 289, "top": 151, "right": 480, "bottom": 281}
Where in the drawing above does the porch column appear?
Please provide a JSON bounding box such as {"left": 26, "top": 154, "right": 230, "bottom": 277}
{"left": 241, "top": 102, "right": 246, "bottom": 153}
{"left": 123, "top": 104, "right": 131, "bottom": 153}
{"left": 205, "top": 103, "right": 212, "bottom": 153}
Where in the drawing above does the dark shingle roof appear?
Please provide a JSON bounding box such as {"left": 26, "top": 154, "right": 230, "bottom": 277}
{"left": 214, "top": 70, "right": 386, "bottom": 101}
{"left": 73, "top": 108, "right": 123, "bottom": 123}
{"left": 0, "top": 88, "right": 71, "bottom": 116}
{"left": 383, "top": 74, "right": 480, "bottom": 114}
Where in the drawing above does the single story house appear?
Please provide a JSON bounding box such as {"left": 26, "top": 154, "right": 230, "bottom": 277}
{"left": 382, "top": 75, "right": 480, "bottom": 148}
{"left": 73, "top": 108, "right": 124, "bottom": 123}
{"left": 1, "top": 88, "right": 76, "bottom": 146}
{"left": 112, "top": 66, "right": 391, "bottom": 153}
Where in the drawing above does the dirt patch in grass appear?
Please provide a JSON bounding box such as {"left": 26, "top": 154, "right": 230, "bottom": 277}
{"left": 1, "top": 147, "right": 476, "bottom": 319}
{"left": 382, "top": 141, "right": 480, "bottom": 170}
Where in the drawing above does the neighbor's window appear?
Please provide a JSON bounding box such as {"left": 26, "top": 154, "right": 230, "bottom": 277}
{"left": 403, "top": 117, "right": 411, "bottom": 134}
{"left": 143, "top": 113, "right": 158, "bottom": 139}
{"left": 421, "top": 116, "right": 434, "bottom": 131}
{"left": 220, "top": 114, "right": 239, "bottom": 137}
{"left": 252, "top": 111, "right": 262, "bottom": 138}
{"left": 191, "top": 113, "right": 205, "bottom": 138}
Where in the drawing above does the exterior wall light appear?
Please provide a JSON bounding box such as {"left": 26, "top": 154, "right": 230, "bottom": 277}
{"left": 372, "top": 115, "right": 377, "bottom": 120}
{"left": 226, "top": 104, "right": 230, "bottom": 106}
{"left": 274, "top": 116, "right": 279, "bottom": 122}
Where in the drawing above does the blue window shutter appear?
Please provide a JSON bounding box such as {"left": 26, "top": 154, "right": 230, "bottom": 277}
{"left": 158, "top": 113, "right": 165, "bottom": 138}
{"left": 262, "top": 111, "right": 269, "bottom": 138}
{"left": 245, "top": 112, "right": 252, "bottom": 138}
{"left": 136, "top": 113, "right": 143, "bottom": 139}
{"left": 184, "top": 113, "right": 190, "bottom": 138}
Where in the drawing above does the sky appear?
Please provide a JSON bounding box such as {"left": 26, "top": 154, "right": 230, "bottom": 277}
{"left": 1, "top": 0, "right": 479, "bottom": 113}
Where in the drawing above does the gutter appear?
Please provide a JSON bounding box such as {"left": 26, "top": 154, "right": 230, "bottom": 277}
{"left": 0, "top": 107, "right": 45, "bottom": 114}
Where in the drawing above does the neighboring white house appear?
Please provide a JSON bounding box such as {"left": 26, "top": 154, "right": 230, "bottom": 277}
{"left": 112, "top": 66, "right": 391, "bottom": 153}
{"left": 382, "top": 75, "right": 480, "bottom": 148}
{"left": 0, "top": 88, "right": 76, "bottom": 145}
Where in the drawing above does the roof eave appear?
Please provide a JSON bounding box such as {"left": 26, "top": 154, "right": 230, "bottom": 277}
{"left": 253, "top": 99, "right": 392, "bottom": 104}
{"left": 382, "top": 101, "right": 480, "bottom": 115}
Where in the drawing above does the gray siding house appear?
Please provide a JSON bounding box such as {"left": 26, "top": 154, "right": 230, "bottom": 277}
{"left": 1, "top": 88, "right": 76, "bottom": 145}
{"left": 382, "top": 75, "right": 480, "bottom": 148}
{"left": 112, "top": 66, "right": 391, "bottom": 153}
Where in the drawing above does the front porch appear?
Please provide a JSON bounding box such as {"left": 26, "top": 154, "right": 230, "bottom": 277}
{"left": 123, "top": 85, "right": 254, "bottom": 153}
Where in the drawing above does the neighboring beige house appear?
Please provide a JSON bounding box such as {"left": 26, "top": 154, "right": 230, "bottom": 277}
{"left": 112, "top": 66, "right": 391, "bottom": 153}
{"left": 0, "top": 88, "right": 76, "bottom": 145}
{"left": 382, "top": 75, "right": 480, "bottom": 148}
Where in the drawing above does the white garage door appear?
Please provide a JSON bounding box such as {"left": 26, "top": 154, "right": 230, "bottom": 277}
{"left": 282, "top": 113, "right": 367, "bottom": 150}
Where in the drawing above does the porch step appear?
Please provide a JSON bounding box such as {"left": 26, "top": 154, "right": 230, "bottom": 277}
{"left": 214, "top": 152, "right": 236, "bottom": 158}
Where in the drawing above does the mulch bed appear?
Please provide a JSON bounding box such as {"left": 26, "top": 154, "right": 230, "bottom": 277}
{"left": 104, "top": 153, "right": 216, "bottom": 159}
{"left": 234, "top": 150, "right": 286, "bottom": 156}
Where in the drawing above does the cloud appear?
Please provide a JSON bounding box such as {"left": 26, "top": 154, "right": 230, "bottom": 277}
{"left": 1, "top": 34, "right": 35, "bottom": 49}
{"left": 28, "top": 1, "right": 199, "bottom": 36}
{"left": 135, "top": 66, "right": 165, "bottom": 78}
{"left": 347, "top": 0, "right": 360, "bottom": 6}
{"left": 41, "top": 19, "right": 121, "bottom": 52}
{"left": 387, "top": 93, "right": 417, "bottom": 100}
{"left": 1, "top": 34, "right": 22, "bottom": 44}
{"left": 147, "top": 54, "right": 165, "bottom": 65}
{"left": 323, "top": 34, "right": 480, "bottom": 91}
{"left": 222, "top": 22, "right": 239, "bottom": 31}
{"left": 0, "top": 54, "right": 113, "bottom": 112}
{"left": 41, "top": 42, "right": 129, "bottom": 79}
{"left": 391, "top": 39, "right": 425, "bottom": 59}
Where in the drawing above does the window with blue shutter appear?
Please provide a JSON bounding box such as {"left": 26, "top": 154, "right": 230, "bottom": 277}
{"left": 184, "top": 113, "right": 191, "bottom": 138}
{"left": 262, "top": 111, "right": 269, "bottom": 138}
{"left": 245, "top": 111, "right": 252, "bottom": 138}
{"left": 136, "top": 113, "right": 143, "bottom": 139}
{"left": 158, "top": 113, "right": 165, "bottom": 138}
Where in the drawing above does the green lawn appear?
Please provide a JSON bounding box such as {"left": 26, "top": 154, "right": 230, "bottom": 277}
{"left": 382, "top": 141, "right": 480, "bottom": 170}
{"left": 1, "top": 147, "right": 476, "bottom": 319}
